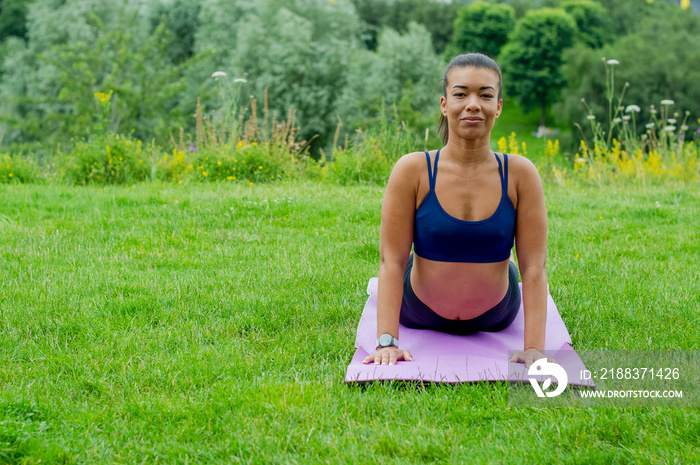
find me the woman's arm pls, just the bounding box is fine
[509,156,549,367]
[362,154,421,365]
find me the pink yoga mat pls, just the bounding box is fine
[345,278,589,384]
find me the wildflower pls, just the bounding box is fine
[661,99,674,105]
[227,176,234,180]
[202,171,208,176]
[606,59,620,65]
[575,158,586,163]
[667,119,677,124]
[625,105,641,113]
[586,115,596,120]
[679,134,685,141]
[8,173,12,177]
[236,141,244,150]
[650,109,657,115]
[212,71,227,78]
[613,118,622,123]
[681,125,688,131]
[94,90,113,103]
[258,166,263,170]
[645,123,655,129]
[234,78,247,84]
[622,115,631,121]
[188,144,196,152]
[663,126,676,131]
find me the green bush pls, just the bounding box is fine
[0,152,39,183]
[326,114,419,185]
[62,133,153,185]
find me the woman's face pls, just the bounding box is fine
[440,66,503,143]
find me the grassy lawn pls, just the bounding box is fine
[490,101,573,162]
[1,179,698,464]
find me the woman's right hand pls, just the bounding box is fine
[362,347,413,366]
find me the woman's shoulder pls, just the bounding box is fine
[385,151,432,194]
[391,151,431,176]
[501,153,540,181]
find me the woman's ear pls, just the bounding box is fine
[440,96,447,117]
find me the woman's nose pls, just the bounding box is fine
[464,94,480,111]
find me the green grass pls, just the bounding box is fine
[491,102,573,162]
[0,180,698,464]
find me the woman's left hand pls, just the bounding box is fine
[509,349,555,368]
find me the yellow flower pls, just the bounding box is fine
[8,173,12,177]
[217,161,222,166]
[202,171,208,177]
[681,0,689,9]
[236,141,244,150]
[226,176,234,180]
[93,89,113,103]
[258,166,263,170]
[248,181,253,186]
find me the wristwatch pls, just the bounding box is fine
[376,333,399,349]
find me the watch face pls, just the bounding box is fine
[379,334,393,346]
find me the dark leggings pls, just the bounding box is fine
[399,254,521,335]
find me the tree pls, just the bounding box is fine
[561,0,613,49]
[0,0,187,145]
[445,1,516,60]
[556,4,700,140]
[499,7,577,127]
[147,0,202,65]
[334,22,444,138]
[0,0,32,42]
[350,0,459,54]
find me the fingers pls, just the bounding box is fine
[509,350,555,368]
[361,349,413,365]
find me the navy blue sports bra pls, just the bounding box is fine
[413,150,516,263]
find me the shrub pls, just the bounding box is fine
[0,152,39,183]
[62,132,154,185]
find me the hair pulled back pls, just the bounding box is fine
[437,53,502,145]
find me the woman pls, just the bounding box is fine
[362,53,548,368]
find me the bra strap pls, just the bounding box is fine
[425,150,440,191]
[503,153,509,192]
[494,152,505,191]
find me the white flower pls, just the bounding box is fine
[575,158,586,163]
[586,115,596,120]
[645,123,655,129]
[625,105,641,113]
[663,125,676,131]
[650,109,657,115]
[681,125,689,131]
[606,59,620,65]
[661,99,675,105]
[613,118,622,123]
[622,115,631,121]
[667,118,677,124]
[234,78,247,83]
[211,71,227,78]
